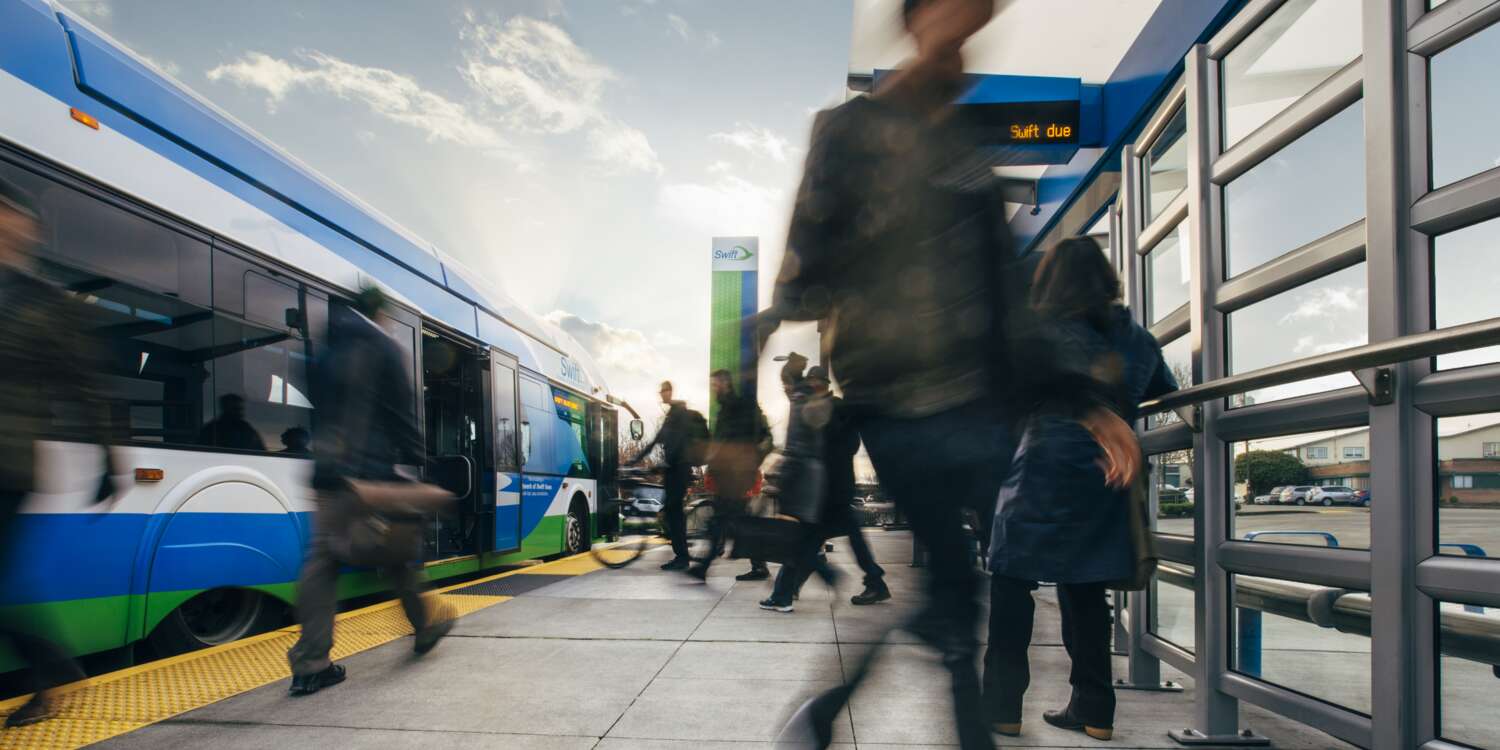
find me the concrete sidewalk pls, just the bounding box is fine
[96,531,1347,749]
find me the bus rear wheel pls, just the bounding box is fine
[565,498,590,554]
[148,588,278,657]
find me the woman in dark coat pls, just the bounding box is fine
[983,238,1177,741]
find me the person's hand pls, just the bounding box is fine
[1080,408,1140,489]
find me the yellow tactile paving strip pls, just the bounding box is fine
[0,551,600,749]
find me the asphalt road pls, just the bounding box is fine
[1156,505,1500,554]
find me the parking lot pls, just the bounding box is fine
[1155,505,1500,554]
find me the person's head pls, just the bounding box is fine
[710,369,735,400]
[0,177,41,271]
[805,366,830,397]
[902,0,996,78]
[658,380,674,405]
[281,427,310,452]
[1030,236,1122,327]
[353,284,388,320]
[219,393,247,418]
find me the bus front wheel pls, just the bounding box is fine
[148,588,280,657]
[565,497,590,554]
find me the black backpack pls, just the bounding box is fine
[682,409,711,466]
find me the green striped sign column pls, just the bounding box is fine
[709,236,758,427]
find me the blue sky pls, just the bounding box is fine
[62,0,853,423]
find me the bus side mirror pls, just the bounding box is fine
[629,419,644,442]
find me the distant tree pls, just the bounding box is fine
[1234,450,1310,498]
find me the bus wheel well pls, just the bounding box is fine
[146,587,286,658]
[566,494,591,553]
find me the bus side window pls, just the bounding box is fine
[0,159,217,446]
[204,270,313,453]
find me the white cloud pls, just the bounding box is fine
[136,52,181,78]
[1278,286,1365,324]
[207,51,515,160]
[461,14,661,174]
[710,123,795,163]
[65,0,110,21]
[665,12,722,50]
[657,175,785,237]
[588,119,663,176]
[545,310,706,418]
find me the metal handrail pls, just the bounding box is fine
[1139,315,1500,414]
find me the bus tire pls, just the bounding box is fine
[565,496,590,554]
[147,588,281,657]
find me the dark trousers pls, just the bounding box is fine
[0,490,85,697]
[830,513,885,584]
[985,575,1116,727]
[858,404,1015,750]
[770,526,835,604]
[662,465,690,560]
[288,490,430,676]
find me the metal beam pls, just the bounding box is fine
[1213,221,1366,314]
[1407,0,1500,55]
[1411,165,1500,236]
[1217,541,1372,591]
[1219,672,1373,748]
[1211,58,1364,186]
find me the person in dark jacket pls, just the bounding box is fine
[687,369,771,581]
[286,287,453,696]
[199,393,267,451]
[762,366,889,612]
[0,177,118,728]
[983,237,1177,741]
[757,2,1141,746]
[633,381,694,569]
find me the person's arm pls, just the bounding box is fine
[757,110,851,353]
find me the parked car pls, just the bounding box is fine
[1280,485,1318,506]
[1353,489,1371,507]
[1254,486,1289,505]
[1306,485,1357,506]
[626,488,665,516]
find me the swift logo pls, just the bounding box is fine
[713,245,755,261]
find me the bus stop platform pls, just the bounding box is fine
[11,531,1345,749]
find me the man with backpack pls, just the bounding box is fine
[687,369,774,581]
[632,380,706,570]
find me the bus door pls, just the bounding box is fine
[588,401,619,536]
[490,351,522,553]
[421,330,486,559]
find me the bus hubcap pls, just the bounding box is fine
[567,514,584,552]
[181,589,262,646]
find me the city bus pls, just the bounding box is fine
[0,0,640,670]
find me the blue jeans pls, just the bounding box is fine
[857,402,1015,749]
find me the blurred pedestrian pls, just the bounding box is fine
[983,238,1175,740]
[0,177,118,727]
[761,1,1141,746]
[286,286,453,696]
[632,380,699,570]
[688,369,772,581]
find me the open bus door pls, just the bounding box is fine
[490,351,523,552]
[420,330,487,559]
[589,400,619,538]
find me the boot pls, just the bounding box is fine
[850,579,891,605]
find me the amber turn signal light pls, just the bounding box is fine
[134,468,164,482]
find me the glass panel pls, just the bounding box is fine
[1223,100,1365,277]
[1144,106,1188,222]
[1435,212,1500,372]
[1431,18,1500,187]
[1435,414,1500,559]
[1228,263,1367,406]
[493,362,520,473]
[208,315,311,453]
[1145,222,1191,325]
[1231,428,1370,549]
[1438,599,1500,746]
[1148,335,1193,430]
[1220,0,1362,147]
[1231,575,1371,715]
[1153,448,1196,539]
[1152,562,1197,653]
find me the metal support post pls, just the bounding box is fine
[1168,43,1267,747]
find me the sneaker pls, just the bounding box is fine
[414,605,455,655]
[660,557,690,571]
[1043,708,1112,741]
[759,597,794,613]
[288,664,347,696]
[736,567,771,581]
[851,581,891,606]
[684,564,709,581]
[4,694,55,728]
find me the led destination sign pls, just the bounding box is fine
[967,99,1082,146]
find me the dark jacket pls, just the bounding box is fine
[769,96,1114,422]
[709,391,768,500]
[310,306,423,490]
[641,400,692,470]
[0,268,111,497]
[988,306,1177,584]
